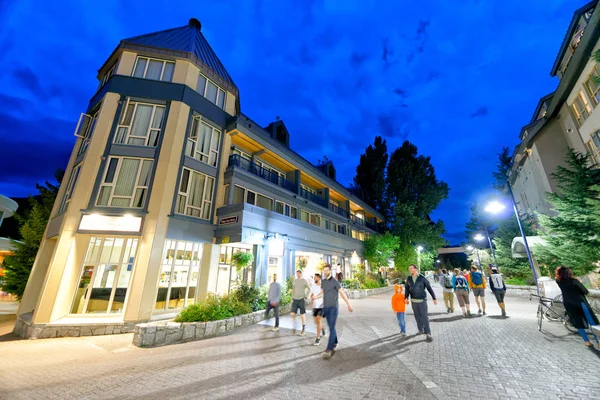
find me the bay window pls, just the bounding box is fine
[58,164,82,214]
[185,117,220,167]
[97,157,153,208]
[114,101,166,147]
[586,131,600,165]
[133,56,175,82]
[196,73,226,109]
[572,91,592,126]
[176,168,214,220]
[232,185,273,211]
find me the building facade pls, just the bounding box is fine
[0,194,19,300]
[14,19,383,338]
[509,1,600,217]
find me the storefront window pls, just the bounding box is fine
[155,240,202,311]
[215,245,253,295]
[70,237,138,314]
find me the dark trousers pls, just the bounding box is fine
[411,301,431,335]
[323,306,339,351]
[265,302,279,327]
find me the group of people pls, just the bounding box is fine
[265,264,353,359]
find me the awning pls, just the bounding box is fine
[511,236,545,258]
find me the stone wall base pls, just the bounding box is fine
[346,285,394,299]
[12,312,136,339]
[133,304,292,348]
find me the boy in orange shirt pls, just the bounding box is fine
[391,284,406,335]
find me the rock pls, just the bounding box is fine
[155,327,167,345]
[141,332,155,347]
[195,322,206,339]
[182,324,196,342]
[204,321,217,337]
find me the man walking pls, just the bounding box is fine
[265,273,281,331]
[468,265,487,315]
[440,268,455,313]
[309,273,327,345]
[405,264,437,342]
[489,267,507,317]
[291,270,311,336]
[311,264,353,359]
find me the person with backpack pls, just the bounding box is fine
[440,269,455,313]
[468,265,487,315]
[488,267,507,317]
[452,268,471,317]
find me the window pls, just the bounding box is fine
[74,110,99,156]
[231,186,273,211]
[572,91,592,126]
[58,164,82,214]
[323,219,330,230]
[301,184,317,195]
[256,160,285,184]
[185,117,220,167]
[196,73,226,109]
[338,224,348,236]
[216,246,253,294]
[275,201,297,218]
[232,148,251,160]
[114,101,165,147]
[310,213,321,227]
[300,210,309,223]
[330,221,337,232]
[70,237,138,314]
[256,193,273,210]
[584,66,600,106]
[100,63,117,87]
[222,184,229,206]
[176,168,215,220]
[155,240,202,311]
[133,56,175,82]
[520,192,531,214]
[587,131,600,165]
[352,230,365,241]
[330,200,339,207]
[97,157,153,208]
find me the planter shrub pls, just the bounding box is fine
[175,294,252,323]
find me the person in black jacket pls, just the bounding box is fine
[404,264,437,341]
[555,266,599,347]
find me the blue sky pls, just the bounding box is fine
[0,0,584,243]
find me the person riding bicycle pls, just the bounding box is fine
[555,266,599,347]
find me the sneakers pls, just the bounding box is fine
[447,308,451,313]
[483,311,487,316]
[426,334,433,342]
[292,329,297,335]
[333,343,339,351]
[299,330,306,336]
[463,312,468,317]
[502,310,507,317]
[478,309,482,314]
[451,308,455,313]
[272,326,279,332]
[314,338,321,346]
[322,350,335,359]
[467,310,472,317]
[322,328,327,336]
[401,332,406,336]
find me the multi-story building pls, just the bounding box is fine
[0,194,19,300]
[14,19,383,338]
[509,1,600,217]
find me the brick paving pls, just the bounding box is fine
[1,288,600,399]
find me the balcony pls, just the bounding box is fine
[299,187,328,208]
[329,202,349,218]
[228,154,296,192]
[350,214,365,226]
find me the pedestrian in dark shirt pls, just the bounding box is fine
[405,264,437,342]
[311,264,353,359]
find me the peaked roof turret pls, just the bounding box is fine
[116,18,237,95]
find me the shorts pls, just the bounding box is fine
[493,290,506,303]
[455,289,470,307]
[312,308,323,317]
[291,298,306,314]
[473,288,485,297]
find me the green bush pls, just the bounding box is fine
[174,293,252,323]
[363,279,381,289]
[233,283,261,311]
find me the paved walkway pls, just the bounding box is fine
[1,288,600,399]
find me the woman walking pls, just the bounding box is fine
[555,266,599,347]
[453,268,471,317]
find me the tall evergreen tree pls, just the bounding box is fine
[492,146,512,191]
[353,136,388,215]
[1,170,63,298]
[536,149,600,276]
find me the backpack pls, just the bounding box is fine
[443,274,453,289]
[490,274,504,290]
[455,276,468,289]
[471,271,483,286]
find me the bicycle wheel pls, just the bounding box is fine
[546,296,566,322]
[544,307,562,321]
[537,302,543,331]
[564,317,578,333]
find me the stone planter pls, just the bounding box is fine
[345,285,394,299]
[133,303,292,348]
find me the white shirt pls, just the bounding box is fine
[311,283,323,308]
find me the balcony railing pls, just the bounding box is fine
[299,187,328,208]
[329,203,349,218]
[350,214,365,226]
[228,154,296,192]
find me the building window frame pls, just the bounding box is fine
[300,210,309,223]
[185,117,221,167]
[176,168,215,220]
[232,185,274,211]
[572,90,593,126]
[587,130,600,166]
[96,156,154,208]
[132,56,175,82]
[58,164,82,215]
[301,184,317,196]
[114,100,166,147]
[275,200,297,218]
[75,109,100,156]
[100,62,118,88]
[196,72,226,109]
[584,65,600,106]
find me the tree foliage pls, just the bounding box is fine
[492,146,512,191]
[1,170,63,299]
[353,136,388,215]
[363,232,399,271]
[535,149,600,276]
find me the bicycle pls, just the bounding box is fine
[552,294,600,336]
[530,293,566,332]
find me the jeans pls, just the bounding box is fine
[323,306,339,351]
[265,302,279,327]
[396,312,406,333]
[580,302,599,344]
[411,301,431,335]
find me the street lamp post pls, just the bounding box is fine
[417,246,423,268]
[484,185,539,284]
[466,245,481,268]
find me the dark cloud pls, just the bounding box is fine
[470,106,489,119]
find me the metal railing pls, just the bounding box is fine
[329,202,349,218]
[299,187,328,207]
[228,154,296,192]
[350,214,365,226]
